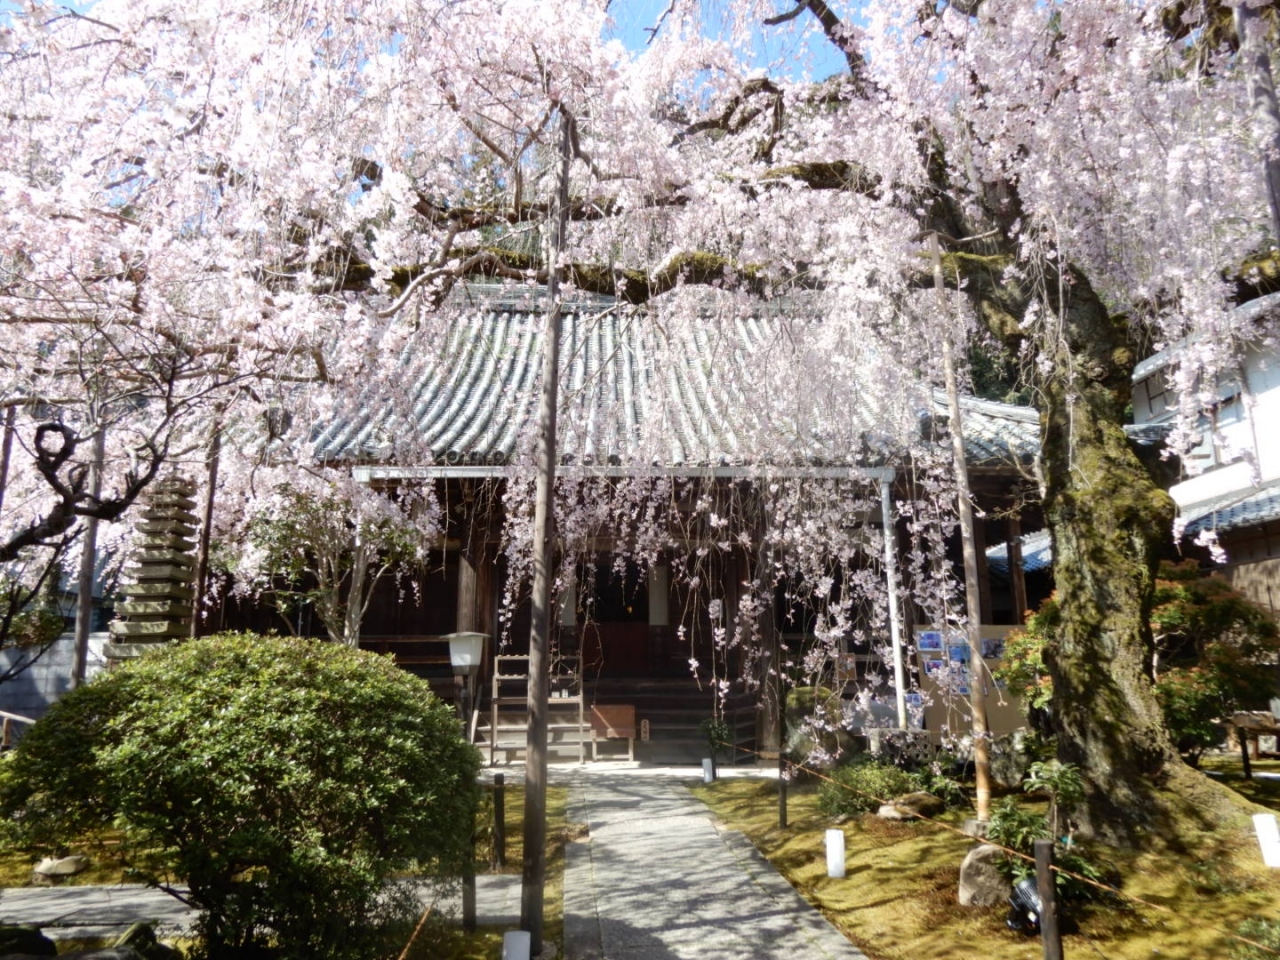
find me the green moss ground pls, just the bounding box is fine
[692,769,1280,960]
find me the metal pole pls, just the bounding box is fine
[880,474,908,730]
[72,427,106,688]
[932,233,992,823]
[1034,839,1063,960]
[520,112,573,956]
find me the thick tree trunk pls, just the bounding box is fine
[1036,271,1248,842]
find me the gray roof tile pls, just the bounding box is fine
[318,302,1040,473]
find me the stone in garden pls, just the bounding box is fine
[877,791,946,820]
[32,854,89,877]
[114,922,180,960]
[959,843,1012,906]
[0,924,57,957]
[989,730,1033,791]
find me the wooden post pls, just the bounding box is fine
[1240,724,1254,781]
[973,514,992,625]
[933,233,992,823]
[756,546,782,759]
[520,112,572,957]
[1008,518,1028,625]
[458,547,479,634]
[462,829,477,933]
[881,475,908,729]
[494,773,506,869]
[1034,839,1062,960]
[778,755,788,829]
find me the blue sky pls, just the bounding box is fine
[607,0,855,80]
[0,0,856,81]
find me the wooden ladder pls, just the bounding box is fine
[488,654,586,765]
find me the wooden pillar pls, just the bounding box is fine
[973,513,992,626]
[723,551,740,678]
[758,594,782,759]
[648,562,670,675]
[457,549,479,634]
[752,545,781,760]
[1008,518,1028,625]
[476,543,497,639]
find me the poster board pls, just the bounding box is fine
[915,625,1025,744]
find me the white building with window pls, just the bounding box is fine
[1130,293,1280,616]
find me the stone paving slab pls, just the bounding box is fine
[0,884,194,942]
[0,875,524,943]
[564,770,868,960]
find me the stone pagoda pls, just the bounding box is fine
[105,476,198,659]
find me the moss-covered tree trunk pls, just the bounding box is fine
[1034,271,1248,842]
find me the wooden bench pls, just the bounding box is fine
[590,704,636,762]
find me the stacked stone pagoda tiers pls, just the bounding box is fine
[105,476,198,660]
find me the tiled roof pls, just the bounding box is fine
[1131,291,1280,383]
[316,298,1040,474]
[985,530,1053,576]
[1182,479,1280,537]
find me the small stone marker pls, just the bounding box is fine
[502,930,531,960]
[1254,813,1280,867]
[825,829,846,878]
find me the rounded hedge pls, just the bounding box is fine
[1,632,480,960]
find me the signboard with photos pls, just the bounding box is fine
[913,625,1025,742]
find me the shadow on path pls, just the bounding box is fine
[563,769,868,960]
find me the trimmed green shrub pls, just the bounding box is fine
[1,632,480,960]
[817,759,924,817]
